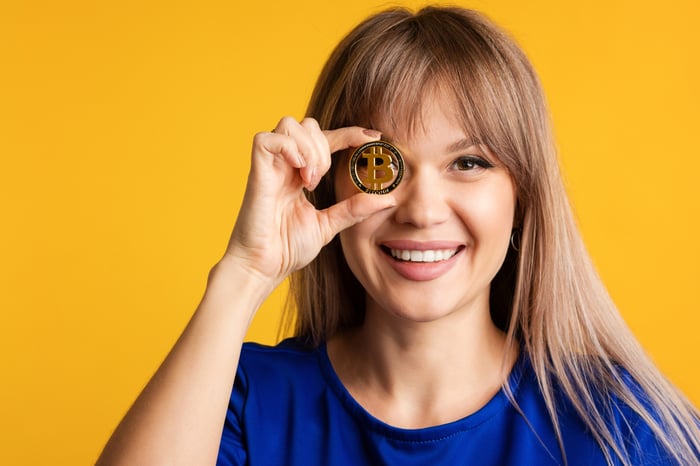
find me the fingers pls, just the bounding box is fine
[262,117,329,190]
[319,193,396,244]
[292,119,380,190]
[298,118,330,190]
[325,126,382,154]
[252,130,307,171]
[261,118,381,191]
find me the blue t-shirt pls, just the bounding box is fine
[217,339,673,465]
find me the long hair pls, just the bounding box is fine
[286,6,699,465]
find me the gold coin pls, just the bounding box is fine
[348,141,404,194]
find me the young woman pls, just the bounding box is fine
[97,6,699,465]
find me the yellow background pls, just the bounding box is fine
[1,0,698,463]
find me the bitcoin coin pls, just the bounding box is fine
[348,141,404,194]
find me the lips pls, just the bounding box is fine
[380,240,464,281]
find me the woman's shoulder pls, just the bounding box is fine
[241,337,318,359]
[607,367,680,462]
[546,359,685,464]
[236,337,324,386]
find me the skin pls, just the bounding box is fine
[96,100,518,462]
[329,96,519,428]
[96,120,394,465]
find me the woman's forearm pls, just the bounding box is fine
[96,258,273,465]
[96,123,389,465]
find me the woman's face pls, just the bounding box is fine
[335,96,517,323]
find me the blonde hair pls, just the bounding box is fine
[287,6,699,465]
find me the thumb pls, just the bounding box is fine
[319,193,396,243]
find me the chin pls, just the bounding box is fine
[368,291,475,325]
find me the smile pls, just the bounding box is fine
[388,248,458,263]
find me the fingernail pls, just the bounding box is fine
[363,129,381,138]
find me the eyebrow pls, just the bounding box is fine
[445,138,481,154]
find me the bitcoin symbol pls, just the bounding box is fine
[362,146,395,190]
[349,141,404,195]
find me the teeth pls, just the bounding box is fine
[389,248,457,263]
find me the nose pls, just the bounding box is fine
[392,168,450,228]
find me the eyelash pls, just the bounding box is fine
[452,156,494,171]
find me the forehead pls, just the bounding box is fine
[368,86,466,141]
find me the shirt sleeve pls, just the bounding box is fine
[216,365,248,466]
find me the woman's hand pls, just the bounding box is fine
[96,118,396,466]
[222,117,395,286]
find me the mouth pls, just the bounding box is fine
[384,247,460,263]
[378,242,464,281]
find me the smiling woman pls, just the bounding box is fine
[334,96,516,321]
[95,5,699,466]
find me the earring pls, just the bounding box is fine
[510,229,521,252]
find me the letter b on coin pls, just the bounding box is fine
[349,141,404,195]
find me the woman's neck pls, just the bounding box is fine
[327,299,518,429]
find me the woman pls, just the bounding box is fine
[97,6,699,465]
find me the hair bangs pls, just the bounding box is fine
[333,15,439,136]
[321,7,537,193]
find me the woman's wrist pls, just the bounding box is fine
[202,254,279,321]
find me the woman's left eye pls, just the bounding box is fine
[452,156,493,171]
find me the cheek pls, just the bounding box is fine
[338,213,378,256]
[337,203,387,285]
[457,181,516,238]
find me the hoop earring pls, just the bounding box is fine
[510,229,521,252]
